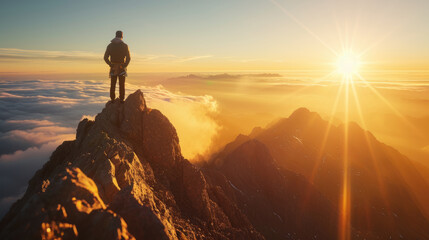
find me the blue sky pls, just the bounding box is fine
[1,0,429,72]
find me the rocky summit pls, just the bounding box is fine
[1,90,428,240]
[0,90,262,239]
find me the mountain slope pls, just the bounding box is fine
[212,107,429,239]
[203,139,339,240]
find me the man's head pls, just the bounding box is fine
[116,30,123,39]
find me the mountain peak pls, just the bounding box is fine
[288,107,315,121]
[0,90,263,240]
[290,107,311,116]
[124,89,147,111]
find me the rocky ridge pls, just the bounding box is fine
[0,90,264,239]
[210,107,429,239]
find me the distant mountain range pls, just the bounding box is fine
[210,107,429,239]
[1,90,428,239]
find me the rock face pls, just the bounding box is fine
[0,90,268,240]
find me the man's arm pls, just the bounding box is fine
[104,45,112,66]
[124,45,131,67]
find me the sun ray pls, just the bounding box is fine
[350,78,401,233]
[350,80,394,216]
[358,26,401,58]
[309,78,346,183]
[334,14,346,54]
[350,15,361,53]
[355,73,425,139]
[356,73,405,118]
[269,0,339,56]
[338,75,351,240]
[266,1,419,237]
[297,77,346,226]
[273,70,338,105]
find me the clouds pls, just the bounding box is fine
[0,48,213,64]
[0,141,61,217]
[0,129,74,158]
[125,84,220,158]
[0,48,100,62]
[0,79,111,216]
[2,126,75,147]
[175,55,213,63]
[146,87,220,158]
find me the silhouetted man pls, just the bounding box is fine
[104,30,131,103]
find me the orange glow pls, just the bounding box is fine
[338,74,351,240]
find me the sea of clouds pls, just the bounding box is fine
[0,79,219,217]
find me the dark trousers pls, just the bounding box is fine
[110,75,125,101]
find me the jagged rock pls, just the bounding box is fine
[0,90,261,240]
[0,167,133,240]
[140,109,181,169]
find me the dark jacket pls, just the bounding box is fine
[104,38,131,67]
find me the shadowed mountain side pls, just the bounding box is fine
[0,90,263,240]
[203,139,339,240]
[211,107,429,239]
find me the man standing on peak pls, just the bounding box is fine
[104,30,131,103]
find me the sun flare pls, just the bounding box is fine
[336,51,361,78]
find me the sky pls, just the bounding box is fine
[0,0,429,219]
[1,0,429,73]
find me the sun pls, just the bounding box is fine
[336,51,361,78]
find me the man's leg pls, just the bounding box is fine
[119,76,125,101]
[110,76,117,101]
